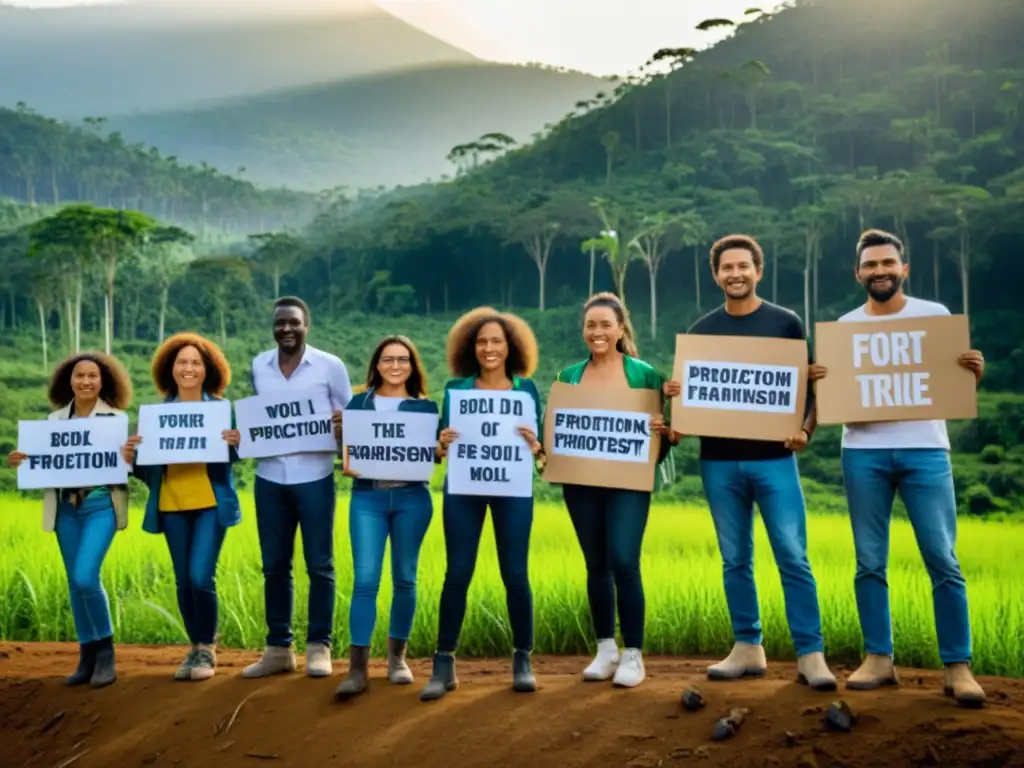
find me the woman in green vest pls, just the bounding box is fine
[553,292,679,689]
[419,307,545,702]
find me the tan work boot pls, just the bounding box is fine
[944,663,986,708]
[241,645,297,679]
[306,642,333,677]
[334,645,370,700]
[845,653,898,690]
[387,638,414,685]
[706,642,767,681]
[796,651,837,691]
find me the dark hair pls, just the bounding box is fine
[855,229,904,266]
[47,351,133,411]
[366,335,429,398]
[445,306,539,379]
[274,295,310,325]
[151,332,232,398]
[710,234,765,273]
[582,291,639,357]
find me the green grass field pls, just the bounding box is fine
[1,492,1021,678]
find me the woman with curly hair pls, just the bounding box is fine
[7,351,134,688]
[333,335,438,700]
[419,307,545,702]
[553,292,679,689]
[120,333,241,682]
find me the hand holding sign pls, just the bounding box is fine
[223,429,241,447]
[516,425,541,455]
[7,451,27,468]
[437,427,458,457]
[958,350,984,382]
[121,434,143,464]
[808,364,827,382]
[332,409,342,440]
[783,429,809,453]
[663,379,682,398]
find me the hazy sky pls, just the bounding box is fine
[8,0,787,76]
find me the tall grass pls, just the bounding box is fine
[1,492,1021,677]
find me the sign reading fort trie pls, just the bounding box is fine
[670,333,808,441]
[813,314,978,425]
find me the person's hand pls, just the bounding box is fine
[332,409,343,440]
[958,350,984,382]
[808,364,828,382]
[517,426,542,455]
[650,414,672,436]
[340,450,360,478]
[784,429,810,453]
[438,428,458,449]
[668,429,684,445]
[222,429,241,447]
[6,450,27,468]
[663,380,681,398]
[121,434,143,464]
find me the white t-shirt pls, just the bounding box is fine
[373,396,405,412]
[838,296,952,451]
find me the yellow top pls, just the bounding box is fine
[159,464,217,513]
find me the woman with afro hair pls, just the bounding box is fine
[7,351,135,688]
[120,332,241,682]
[553,292,679,689]
[419,307,545,702]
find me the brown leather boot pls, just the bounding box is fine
[334,645,370,700]
[944,663,986,708]
[845,654,898,690]
[387,638,414,685]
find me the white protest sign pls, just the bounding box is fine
[446,389,537,498]
[682,360,798,414]
[342,408,439,482]
[16,415,130,490]
[234,388,337,460]
[550,408,651,463]
[135,400,232,466]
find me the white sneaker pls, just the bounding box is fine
[306,642,333,678]
[582,638,620,681]
[612,648,645,688]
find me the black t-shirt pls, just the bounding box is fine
[686,301,814,462]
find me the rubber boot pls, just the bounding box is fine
[334,645,370,700]
[64,641,96,686]
[90,637,117,688]
[419,653,458,702]
[512,649,536,692]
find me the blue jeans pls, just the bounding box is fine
[348,484,433,647]
[55,493,116,644]
[254,474,337,648]
[700,456,825,656]
[841,448,971,664]
[162,508,227,646]
[563,484,650,649]
[436,492,534,653]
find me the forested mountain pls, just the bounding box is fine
[105,63,609,190]
[0,0,476,117]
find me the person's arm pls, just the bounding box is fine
[330,357,354,411]
[435,382,452,463]
[793,314,816,440]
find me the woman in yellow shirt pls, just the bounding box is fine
[121,333,240,682]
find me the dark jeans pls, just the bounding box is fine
[55,493,116,644]
[348,484,433,647]
[162,507,227,646]
[699,456,825,656]
[436,492,534,653]
[562,484,651,649]
[841,448,971,664]
[254,474,337,648]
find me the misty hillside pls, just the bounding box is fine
[105,63,610,190]
[0,0,476,117]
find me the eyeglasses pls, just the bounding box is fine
[379,356,411,366]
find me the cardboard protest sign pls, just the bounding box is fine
[342,407,439,482]
[541,382,662,491]
[813,313,977,424]
[670,333,808,441]
[135,399,232,466]
[16,415,130,490]
[446,389,537,498]
[234,389,338,459]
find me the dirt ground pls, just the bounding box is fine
[1,643,1022,768]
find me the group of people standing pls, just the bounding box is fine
[6,227,988,710]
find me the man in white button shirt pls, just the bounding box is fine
[241,296,353,679]
[811,229,987,708]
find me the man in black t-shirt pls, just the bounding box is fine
[666,234,835,691]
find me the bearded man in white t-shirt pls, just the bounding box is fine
[810,229,987,708]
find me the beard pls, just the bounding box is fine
[864,274,902,302]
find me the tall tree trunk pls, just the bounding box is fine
[159,286,169,341]
[37,299,48,371]
[648,266,658,340]
[588,247,595,296]
[693,245,702,312]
